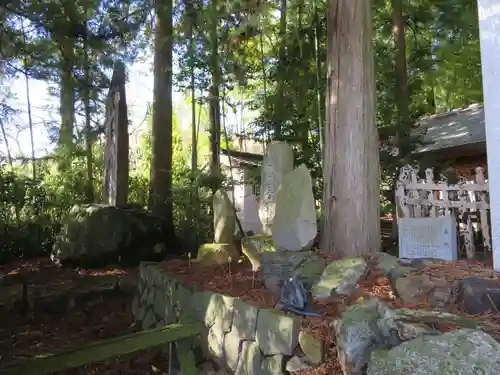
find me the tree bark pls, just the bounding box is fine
[209,0,221,190]
[391,0,410,238]
[321,0,381,256]
[83,23,94,202]
[275,0,287,138]
[313,0,324,168]
[58,36,75,148]
[391,0,411,159]
[149,0,174,226]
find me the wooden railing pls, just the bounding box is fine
[1,322,204,375]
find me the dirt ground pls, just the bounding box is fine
[2,254,500,375]
[0,258,171,375]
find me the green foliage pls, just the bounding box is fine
[0,0,487,260]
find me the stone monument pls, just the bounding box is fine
[398,216,458,261]
[232,183,262,235]
[258,141,294,235]
[272,164,317,251]
[213,189,236,244]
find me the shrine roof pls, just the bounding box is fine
[220,148,263,167]
[415,103,485,153]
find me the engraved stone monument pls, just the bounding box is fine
[258,141,294,235]
[272,164,317,251]
[398,216,458,261]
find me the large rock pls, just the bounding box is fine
[272,164,317,251]
[260,251,327,287]
[51,204,169,267]
[299,330,324,365]
[311,257,367,300]
[195,243,239,266]
[235,340,262,375]
[456,276,500,315]
[213,189,236,244]
[334,298,432,375]
[256,308,301,356]
[259,141,294,235]
[391,273,454,308]
[367,329,500,375]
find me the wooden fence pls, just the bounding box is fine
[1,322,204,375]
[395,165,491,259]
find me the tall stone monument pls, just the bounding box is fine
[272,164,317,251]
[258,141,294,234]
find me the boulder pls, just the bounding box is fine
[51,204,170,267]
[259,141,294,235]
[456,276,500,314]
[213,189,236,244]
[260,251,326,287]
[334,298,432,375]
[299,330,324,365]
[272,164,317,251]
[194,243,239,266]
[391,273,455,308]
[367,329,500,375]
[311,257,367,300]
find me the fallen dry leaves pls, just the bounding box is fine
[164,253,500,375]
[0,259,169,375]
[2,254,500,375]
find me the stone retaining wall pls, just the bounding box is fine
[133,262,323,374]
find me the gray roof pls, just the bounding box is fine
[415,103,485,153]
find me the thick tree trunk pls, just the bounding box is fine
[321,0,381,256]
[313,0,324,168]
[392,0,410,159]
[275,0,287,138]
[83,28,94,202]
[209,0,221,189]
[391,0,410,238]
[59,57,75,147]
[149,0,174,226]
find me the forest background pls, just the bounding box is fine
[0,0,482,262]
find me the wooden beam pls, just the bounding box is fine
[1,323,204,375]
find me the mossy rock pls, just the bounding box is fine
[194,243,239,266]
[51,204,172,267]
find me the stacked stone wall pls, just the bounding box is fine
[133,262,323,374]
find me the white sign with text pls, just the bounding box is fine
[399,217,458,261]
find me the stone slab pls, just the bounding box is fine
[235,340,262,375]
[261,354,285,375]
[232,299,259,341]
[398,217,458,261]
[256,308,300,356]
[223,331,243,371]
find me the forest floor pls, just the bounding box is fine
[2,254,500,375]
[0,258,170,375]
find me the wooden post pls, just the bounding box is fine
[478,0,500,271]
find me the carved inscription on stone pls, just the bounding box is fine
[399,217,458,261]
